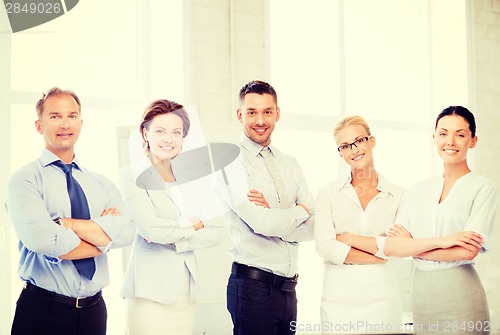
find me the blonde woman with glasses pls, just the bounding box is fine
[314,115,403,334]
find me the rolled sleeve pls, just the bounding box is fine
[92,215,134,248]
[328,240,352,265]
[96,176,135,248]
[220,160,311,237]
[173,227,198,253]
[314,185,351,265]
[174,217,197,250]
[282,214,314,242]
[465,180,498,252]
[53,227,81,258]
[96,240,113,254]
[6,167,81,257]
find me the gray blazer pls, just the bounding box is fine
[118,159,221,304]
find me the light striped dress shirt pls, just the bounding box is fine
[315,172,404,265]
[215,135,314,278]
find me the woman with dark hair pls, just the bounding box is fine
[383,106,498,334]
[118,99,221,335]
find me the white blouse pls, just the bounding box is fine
[315,173,405,265]
[396,172,498,271]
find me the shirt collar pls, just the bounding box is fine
[335,170,399,196]
[376,174,400,196]
[239,134,276,157]
[335,171,353,191]
[39,148,82,171]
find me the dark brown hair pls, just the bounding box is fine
[435,106,476,137]
[139,99,190,141]
[239,80,278,105]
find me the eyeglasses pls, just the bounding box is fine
[337,135,372,152]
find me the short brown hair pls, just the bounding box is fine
[239,80,278,106]
[139,99,190,141]
[36,87,81,118]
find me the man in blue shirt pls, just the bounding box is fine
[5,87,135,335]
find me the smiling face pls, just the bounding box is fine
[35,94,82,162]
[334,124,375,169]
[143,113,184,163]
[237,93,280,147]
[434,114,477,166]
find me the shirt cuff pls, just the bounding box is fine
[173,225,197,253]
[293,205,310,224]
[96,240,113,254]
[54,228,81,257]
[178,217,192,228]
[330,240,351,265]
[44,256,61,264]
[374,236,388,260]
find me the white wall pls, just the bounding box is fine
[469,0,500,326]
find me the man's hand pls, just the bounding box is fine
[247,189,270,208]
[59,207,120,230]
[101,207,120,216]
[191,218,204,231]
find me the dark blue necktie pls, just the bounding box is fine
[53,161,96,280]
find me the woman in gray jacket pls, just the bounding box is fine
[119,99,221,335]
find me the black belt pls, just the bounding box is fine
[231,262,298,292]
[24,282,102,309]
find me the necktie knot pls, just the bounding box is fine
[260,147,271,158]
[52,160,74,175]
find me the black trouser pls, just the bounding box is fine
[227,264,298,335]
[11,283,107,335]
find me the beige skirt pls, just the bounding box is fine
[125,265,196,335]
[413,264,490,335]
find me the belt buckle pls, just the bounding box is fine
[76,297,83,309]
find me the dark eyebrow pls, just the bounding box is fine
[339,134,367,145]
[153,126,182,131]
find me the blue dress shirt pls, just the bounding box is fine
[5,149,134,298]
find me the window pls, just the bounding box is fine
[269,0,469,329]
[2,1,185,334]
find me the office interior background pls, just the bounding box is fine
[1,0,500,334]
